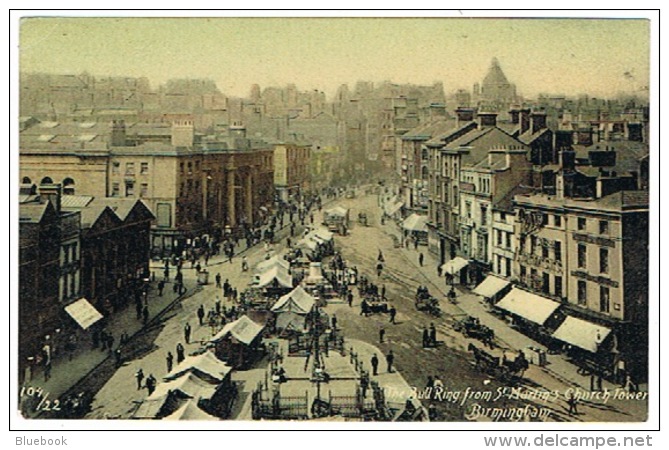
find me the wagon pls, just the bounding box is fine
[454,315,495,347]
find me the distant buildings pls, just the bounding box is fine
[473,58,519,112]
[272,141,312,202]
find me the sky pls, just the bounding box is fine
[19,15,650,100]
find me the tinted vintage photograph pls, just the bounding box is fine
[14,15,652,426]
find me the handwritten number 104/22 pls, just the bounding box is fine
[20,386,61,411]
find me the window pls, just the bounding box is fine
[500,212,507,223]
[577,244,587,268]
[140,162,149,174]
[111,182,120,197]
[542,272,550,294]
[496,230,502,246]
[599,220,609,235]
[453,186,458,205]
[125,162,135,175]
[62,177,75,195]
[71,243,78,262]
[41,177,53,184]
[554,241,562,262]
[555,275,563,298]
[63,245,69,264]
[530,236,537,254]
[465,202,472,218]
[554,214,562,227]
[140,183,148,198]
[22,176,31,184]
[541,213,548,226]
[577,280,587,305]
[180,162,184,173]
[125,180,135,197]
[577,217,586,231]
[112,162,120,175]
[599,248,609,274]
[520,265,526,280]
[481,206,488,226]
[505,258,511,278]
[600,286,610,313]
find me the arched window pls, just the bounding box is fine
[63,178,75,195]
[40,177,53,185]
[421,166,429,180]
[22,176,31,184]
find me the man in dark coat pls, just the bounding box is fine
[371,354,379,376]
[166,351,174,373]
[176,343,185,363]
[386,350,394,373]
[422,327,430,348]
[135,368,144,390]
[184,322,192,344]
[197,305,205,326]
[389,306,397,324]
[429,323,437,347]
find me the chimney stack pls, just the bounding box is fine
[509,108,520,124]
[530,111,547,134]
[38,183,62,213]
[519,108,531,134]
[171,120,194,147]
[110,120,126,147]
[478,112,498,128]
[455,107,475,125]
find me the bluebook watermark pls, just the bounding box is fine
[16,436,68,446]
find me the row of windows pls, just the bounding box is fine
[23,177,75,194]
[577,244,609,273]
[111,181,148,198]
[62,243,78,264]
[578,281,612,313]
[495,229,513,250]
[519,265,563,298]
[577,217,609,234]
[112,161,150,175]
[520,236,563,262]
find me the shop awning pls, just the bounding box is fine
[64,298,103,330]
[384,201,404,216]
[402,213,428,232]
[440,257,469,275]
[473,275,511,299]
[495,288,561,325]
[551,316,612,353]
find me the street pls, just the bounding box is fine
[51,189,647,422]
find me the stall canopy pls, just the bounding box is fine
[149,372,217,402]
[164,351,233,383]
[133,393,184,419]
[308,228,334,242]
[256,265,293,288]
[271,286,316,314]
[551,316,612,353]
[64,298,103,330]
[256,255,290,273]
[473,275,511,299]
[211,315,264,346]
[275,312,308,332]
[495,288,561,325]
[296,237,319,252]
[162,399,218,421]
[402,213,428,232]
[440,257,469,275]
[325,206,349,217]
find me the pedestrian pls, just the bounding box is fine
[242,256,248,272]
[286,237,292,248]
[166,351,174,373]
[173,282,179,294]
[419,253,424,267]
[437,265,443,277]
[331,315,337,330]
[389,306,397,324]
[197,305,205,326]
[386,350,394,373]
[184,322,192,344]
[215,297,221,315]
[567,392,578,415]
[376,262,384,277]
[163,267,169,281]
[195,262,201,273]
[347,290,353,307]
[135,368,144,390]
[371,353,379,376]
[422,327,430,348]
[215,273,222,288]
[378,250,384,262]
[414,237,419,250]
[146,374,157,395]
[114,348,122,367]
[142,305,149,325]
[379,326,386,343]
[158,280,165,297]
[176,343,185,363]
[381,284,386,299]
[433,375,444,394]
[429,323,437,346]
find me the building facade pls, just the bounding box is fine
[273,142,312,202]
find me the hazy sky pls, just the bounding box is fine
[19,16,650,99]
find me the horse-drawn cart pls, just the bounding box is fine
[453,315,495,347]
[468,344,529,383]
[414,287,442,317]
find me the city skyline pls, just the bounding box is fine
[19,17,650,100]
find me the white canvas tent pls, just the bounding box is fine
[255,265,293,288]
[271,286,316,314]
[211,315,264,345]
[149,372,217,402]
[256,255,290,273]
[162,399,218,421]
[164,351,232,383]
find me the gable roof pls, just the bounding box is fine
[271,286,316,314]
[211,315,264,345]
